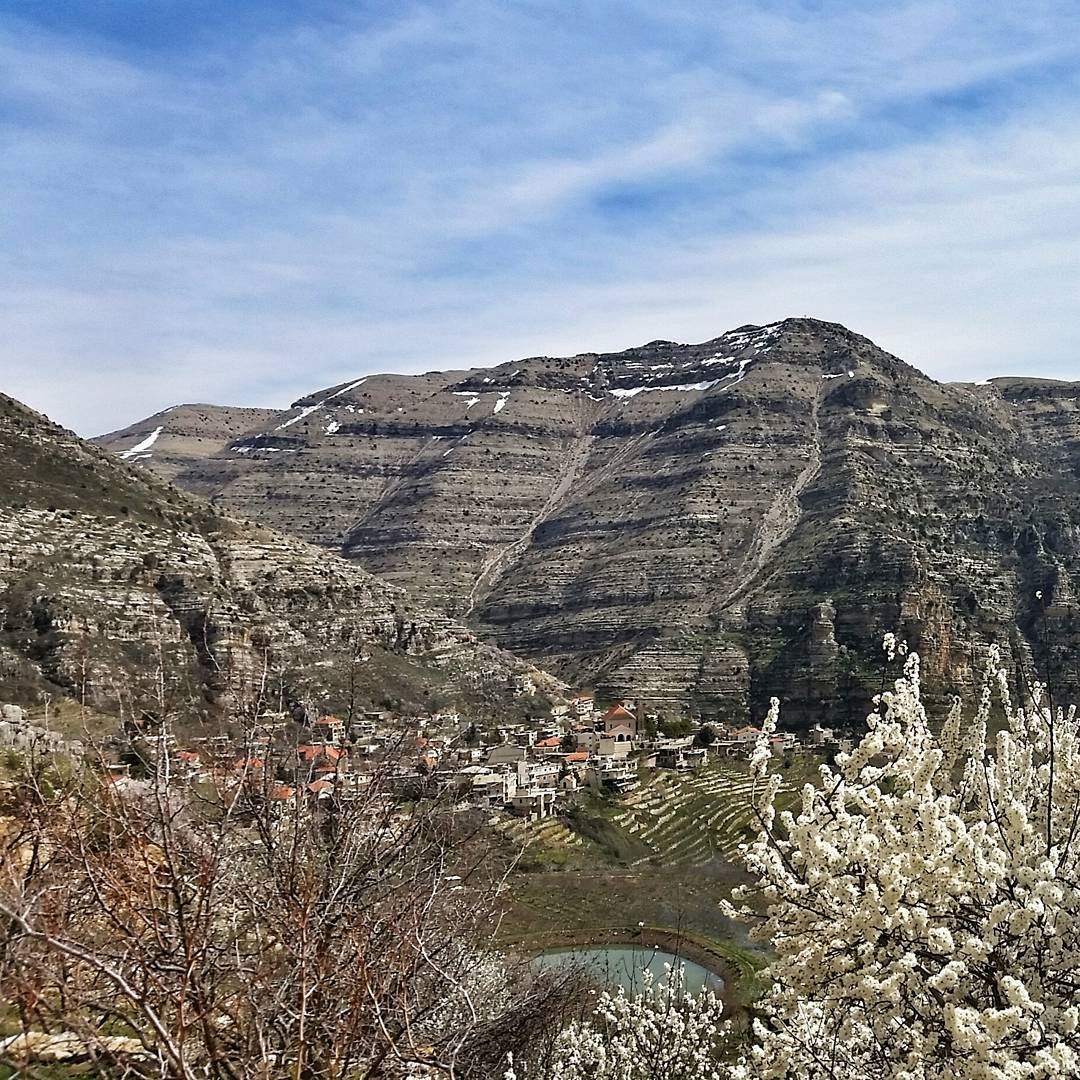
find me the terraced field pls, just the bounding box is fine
[499,761,818,972]
[610,761,798,864]
[494,814,584,852]
[491,758,814,869]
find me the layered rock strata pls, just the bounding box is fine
[1,394,555,732]
[98,320,1080,722]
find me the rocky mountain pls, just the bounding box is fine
[97,318,1080,724]
[0,394,557,736]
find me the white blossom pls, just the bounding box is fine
[526,967,728,1080]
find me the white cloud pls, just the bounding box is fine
[3,2,1080,434]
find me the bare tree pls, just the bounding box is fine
[0,738,579,1079]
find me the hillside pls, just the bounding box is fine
[97,318,1080,723]
[0,394,557,734]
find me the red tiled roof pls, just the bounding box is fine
[602,705,636,723]
[297,745,346,762]
[535,736,562,747]
[565,752,590,763]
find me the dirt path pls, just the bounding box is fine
[466,430,595,615]
[721,388,823,611]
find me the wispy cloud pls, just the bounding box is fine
[3,1,1080,434]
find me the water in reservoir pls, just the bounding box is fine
[534,945,723,995]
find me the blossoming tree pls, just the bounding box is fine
[733,639,1080,1079]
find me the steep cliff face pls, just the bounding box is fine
[97,319,1080,723]
[0,395,554,732]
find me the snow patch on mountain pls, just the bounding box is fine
[120,427,163,459]
[610,380,720,399]
[276,406,319,430]
[325,378,368,401]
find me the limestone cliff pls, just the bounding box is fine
[97,319,1080,723]
[0,394,554,733]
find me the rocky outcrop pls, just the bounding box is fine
[97,319,1080,723]
[0,703,81,756]
[0,395,556,732]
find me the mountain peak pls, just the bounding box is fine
[91,319,1080,719]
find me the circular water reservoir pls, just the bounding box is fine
[534,945,723,995]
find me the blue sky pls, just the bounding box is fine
[3,1,1080,435]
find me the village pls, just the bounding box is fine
[5,674,852,825]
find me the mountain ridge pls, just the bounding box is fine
[0,392,559,734]
[95,317,1080,722]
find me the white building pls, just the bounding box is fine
[462,767,517,807]
[510,787,557,818]
[587,755,639,792]
[570,695,595,722]
[517,758,559,788]
[312,715,346,744]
